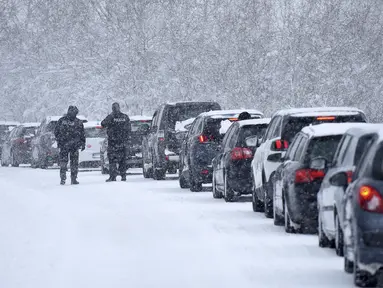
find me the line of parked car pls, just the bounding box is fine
[142,101,383,287]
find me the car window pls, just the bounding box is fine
[304,135,343,164]
[263,117,277,141]
[372,144,383,181]
[85,127,107,138]
[238,124,268,146]
[292,136,307,161]
[227,126,239,149]
[271,116,282,138]
[221,125,234,149]
[333,134,352,166]
[152,111,158,128]
[285,134,301,161]
[224,126,236,150]
[354,134,375,166]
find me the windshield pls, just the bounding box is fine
[305,135,343,163]
[85,127,107,138]
[240,124,268,145]
[282,114,366,143]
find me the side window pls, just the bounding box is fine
[285,134,301,160]
[335,135,352,166]
[227,125,239,149]
[221,125,234,149]
[354,134,375,166]
[293,136,307,161]
[224,126,236,150]
[152,111,158,128]
[271,116,282,138]
[372,144,383,181]
[263,117,277,141]
[190,118,201,136]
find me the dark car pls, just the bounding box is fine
[0,121,19,159]
[273,123,365,234]
[251,107,367,218]
[330,130,383,287]
[101,116,152,174]
[31,115,87,169]
[142,101,221,180]
[1,123,39,166]
[179,110,264,192]
[212,118,270,201]
[317,124,382,254]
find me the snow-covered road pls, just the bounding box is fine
[0,167,354,288]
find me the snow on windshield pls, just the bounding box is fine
[219,119,233,134]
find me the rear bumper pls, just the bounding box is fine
[357,230,383,274]
[79,150,101,163]
[227,161,253,194]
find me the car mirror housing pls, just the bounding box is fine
[330,172,348,187]
[310,157,327,170]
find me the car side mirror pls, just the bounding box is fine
[330,172,348,187]
[310,157,327,170]
[267,153,282,162]
[245,136,259,147]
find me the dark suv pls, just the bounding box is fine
[142,102,221,180]
[179,110,263,192]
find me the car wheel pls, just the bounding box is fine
[335,213,344,257]
[168,166,177,175]
[101,166,109,175]
[179,169,190,189]
[190,175,202,192]
[318,215,334,248]
[344,251,354,274]
[263,181,273,218]
[354,250,377,287]
[284,200,295,233]
[273,181,284,226]
[212,173,222,199]
[224,173,235,202]
[152,157,166,180]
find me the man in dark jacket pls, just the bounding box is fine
[238,111,252,121]
[54,106,86,185]
[101,102,131,182]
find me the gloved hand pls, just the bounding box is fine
[81,145,86,151]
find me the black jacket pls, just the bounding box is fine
[54,116,86,150]
[101,112,131,147]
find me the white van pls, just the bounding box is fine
[79,121,106,168]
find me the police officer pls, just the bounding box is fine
[101,103,131,182]
[54,106,86,185]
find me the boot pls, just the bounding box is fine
[106,177,116,182]
[71,178,79,185]
[121,175,126,181]
[60,179,65,185]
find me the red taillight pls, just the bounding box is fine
[87,144,92,148]
[201,169,209,175]
[295,169,325,183]
[316,116,335,121]
[346,171,353,184]
[273,139,288,150]
[198,135,214,143]
[165,155,169,161]
[358,186,383,213]
[159,137,165,142]
[230,147,253,160]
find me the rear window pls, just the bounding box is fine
[305,135,343,163]
[85,128,107,138]
[21,127,37,137]
[282,114,366,143]
[354,135,375,166]
[239,124,268,145]
[131,120,152,133]
[167,103,220,129]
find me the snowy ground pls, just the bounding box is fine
[0,167,354,288]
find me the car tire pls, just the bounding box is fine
[284,200,295,234]
[224,173,235,202]
[335,213,344,257]
[263,181,273,218]
[252,188,264,212]
[179,170,190,189]
[153,157,166,180]
[168,166,177,175]
[344,252,354,274]
[212,173,222,199]
[273,200,284,226]
[354,250,377,287]
[190,175,202,192]
[318,215,334,248]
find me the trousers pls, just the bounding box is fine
[59,148,79,180]
[108,146,127,178]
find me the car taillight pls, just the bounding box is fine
[87,144,92,148]
[346,171,353,184]
[358,186,383,213]
[230,147,253,160]
[198,135,214,143]
[272,139,288,151]
[316,116,335,121]
[295,169,325,183]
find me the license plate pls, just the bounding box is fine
[92,153,100,158]
[158,130,165,138]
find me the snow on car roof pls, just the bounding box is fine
[301,123,371,138]
[175,117,196,132]
[130,115,152,121]
[238,118,271,127]
[21,122,40,128]
[0,121,20,126]
[200,109,264,118]
[273,107,364,117]
[345,124,383,136]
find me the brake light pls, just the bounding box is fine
[346,171,353,184]
[198,135,215,143]
[96,126,103,129]
[230,147,253,160]
[201,169,209,175]
[316,116,335,121]
[273,139,288,150]
[358,186,383,213]
[229,118,238,121]
[165,155,169,161]
[87,144,92,148]
[159,138,165,142]
[295,169,325,183]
